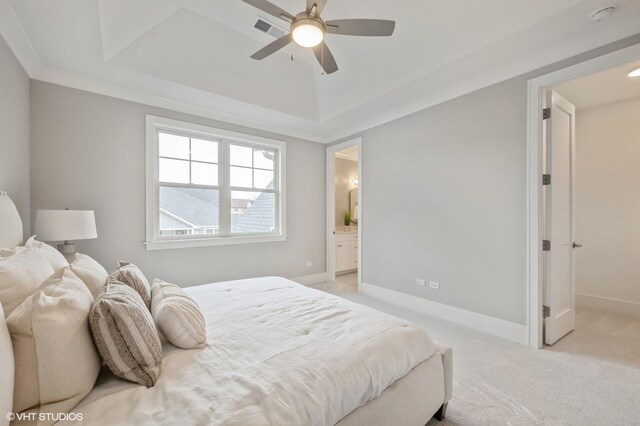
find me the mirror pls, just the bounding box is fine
[349,189,359,223]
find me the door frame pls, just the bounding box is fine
[326,137,363,289]
[526,43,640,348]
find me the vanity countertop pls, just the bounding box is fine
[335,228,358,235]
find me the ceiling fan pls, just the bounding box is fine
[242,0,395,74]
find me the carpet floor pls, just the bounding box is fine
[308,280,640,426]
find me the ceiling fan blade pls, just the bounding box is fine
[307,0,328,15]
[325,19,395,36]
[312,41,338,74]
[250,33,292,60]
[241,0,294,22]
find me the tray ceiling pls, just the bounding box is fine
[4,0,640,142]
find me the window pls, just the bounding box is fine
[146,115,286,249]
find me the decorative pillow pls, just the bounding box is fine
[151,279,207,349]
[111,261,151,309]
[6,268,101,417]
[89,280,162,387]
[25,236,68,271]
[69,253,108,298]
[0,247,55,316]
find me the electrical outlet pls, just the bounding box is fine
[305,261,313,267]
[416,279,426,287]
[429,281,440,290]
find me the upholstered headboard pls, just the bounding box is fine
[0,192,23,248]
[0,191,20,426]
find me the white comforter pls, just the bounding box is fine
[69,277,437,425]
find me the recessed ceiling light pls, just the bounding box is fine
[589,6,616,22]
[628,67,640,78]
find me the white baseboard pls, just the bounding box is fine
[576,292,640,317]
[360,282,528,345]
[291,272,328,286]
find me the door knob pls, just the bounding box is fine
[572,242,582,248]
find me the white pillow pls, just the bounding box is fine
[0,247,55,317]
[24,236,68,271]
[151,279,207,349]
[7,268,101,418]
[0,303,14,426]
[69,253,108,298]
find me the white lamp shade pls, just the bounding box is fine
[34,210,97,242]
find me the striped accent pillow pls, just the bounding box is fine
[151,279,207,349]
[111,261,151,309]
[89,281,162,387]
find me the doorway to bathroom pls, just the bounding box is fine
[326,138,362,292]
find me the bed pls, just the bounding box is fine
[0,192,452,425]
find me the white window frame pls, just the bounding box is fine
[145,115,286,250]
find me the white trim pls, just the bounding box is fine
[526,43,640,348]
[145,234,286,250]
[326,138,363,290]
[291,272,329,286]
[361,282,528,345]
[146,114,287,250]
[576,293,640,317]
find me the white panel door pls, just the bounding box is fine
[544,90,576,345]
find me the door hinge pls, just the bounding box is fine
[542,108,551,120]
[542,240,551,251]
[543,305,550,318]
[542,174,551,185]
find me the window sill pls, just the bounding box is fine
[145,234,287,250]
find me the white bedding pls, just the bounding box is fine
[69,277,437,425]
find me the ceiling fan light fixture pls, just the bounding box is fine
[291,19,324,47]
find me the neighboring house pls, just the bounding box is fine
[160,186,274,235]
[159,187,218,236]
[231,191,275,233]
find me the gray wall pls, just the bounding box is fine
[337,35,640,326]
[0,35,30,236]
[334,157,358,227]
[575,97,640,305]
[30,81,325,287]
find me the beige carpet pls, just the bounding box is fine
[308,280,640,426]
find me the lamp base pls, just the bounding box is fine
[57,242,77,262]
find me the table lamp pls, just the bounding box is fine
[34,209,97,259]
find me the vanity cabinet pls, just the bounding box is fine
[335,232,358,273]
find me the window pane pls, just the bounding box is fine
[230,144,252,167]
[159,186,219,236]
[159,133,189,159]
[231,191,275,234]
[254,169,274,189]
[230,166,252,188]
[191,162,218,186]
[192,139,218,163]
[254,149,274,170]
[159,158,189,184]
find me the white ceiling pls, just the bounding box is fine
[3,0,640,142]
[555,59,640,109]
